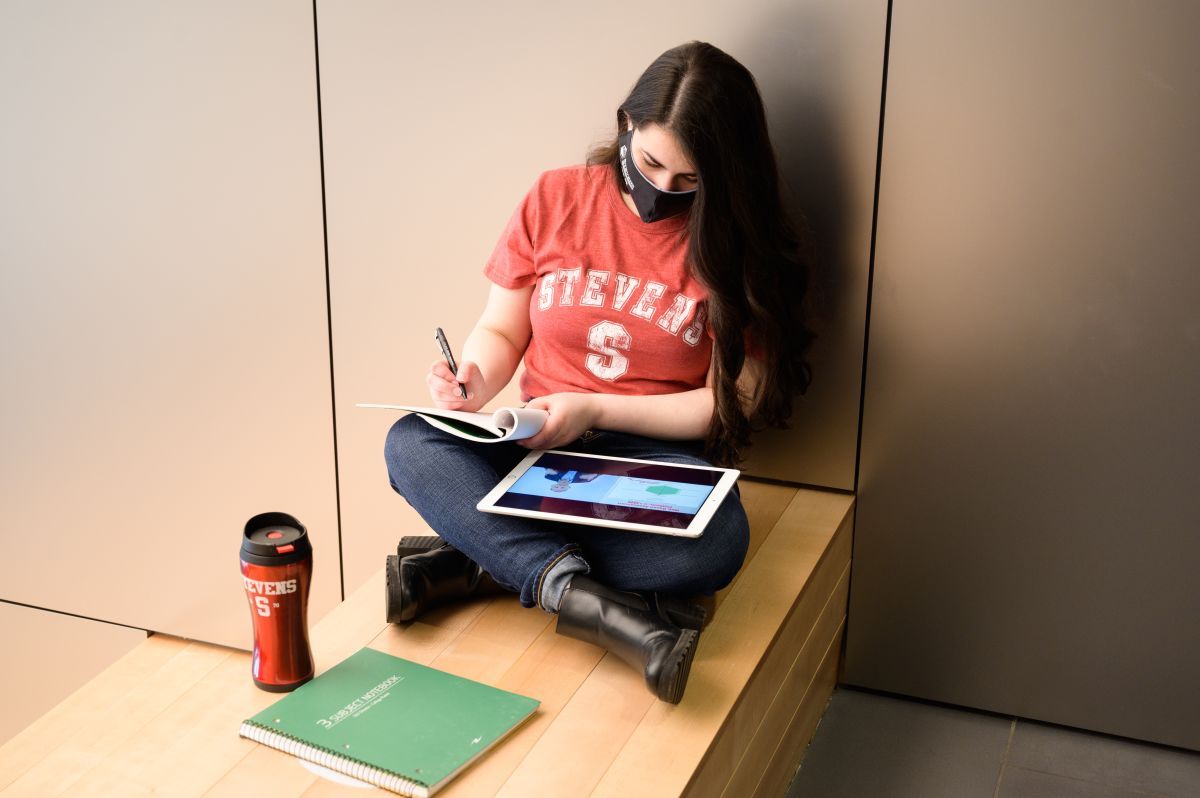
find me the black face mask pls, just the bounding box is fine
[617,129,697,223]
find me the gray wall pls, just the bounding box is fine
[0,2,879,649]
[0,0,341,649]
[317,0,884,593]
[846,1,1200,751]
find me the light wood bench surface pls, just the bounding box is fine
[0,481,853,797]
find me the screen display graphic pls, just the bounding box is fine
[492,452,721,530]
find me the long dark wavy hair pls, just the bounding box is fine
[587,41,815,466]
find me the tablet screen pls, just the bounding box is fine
[490,451,723,530]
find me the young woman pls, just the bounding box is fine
[384,41,814,703]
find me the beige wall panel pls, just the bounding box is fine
[738,1,885,489]
[0,2,339,648]
[318,1,884,593]
[0,602,146,746]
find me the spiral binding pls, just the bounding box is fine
[239,721,430,797]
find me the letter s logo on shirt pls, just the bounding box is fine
[585,321,631,381]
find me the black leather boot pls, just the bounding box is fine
[384,541,508,623]
[555,575,700,704]
[394,535,443,560]
[393,536,709,631]
[646,591,709,631]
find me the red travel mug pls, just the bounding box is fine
[240,512,314,691]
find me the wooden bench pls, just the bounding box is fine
[0,481,853,797]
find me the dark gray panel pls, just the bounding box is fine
[847,1,1200,750]
[997,769,1147,798]
[1008,720,1200,798]
[787,689,1010,798]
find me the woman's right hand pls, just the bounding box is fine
[426,358,486,411]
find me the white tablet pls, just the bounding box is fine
[476,449,740,538]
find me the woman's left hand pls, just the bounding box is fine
[519,393,600,450]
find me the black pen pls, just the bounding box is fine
[434,327,469,400]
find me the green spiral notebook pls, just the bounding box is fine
[239,647,540,797]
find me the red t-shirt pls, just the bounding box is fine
[484,164,712,401]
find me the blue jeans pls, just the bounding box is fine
[384,414,749,611]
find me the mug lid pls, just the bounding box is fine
[242,512,311,560]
